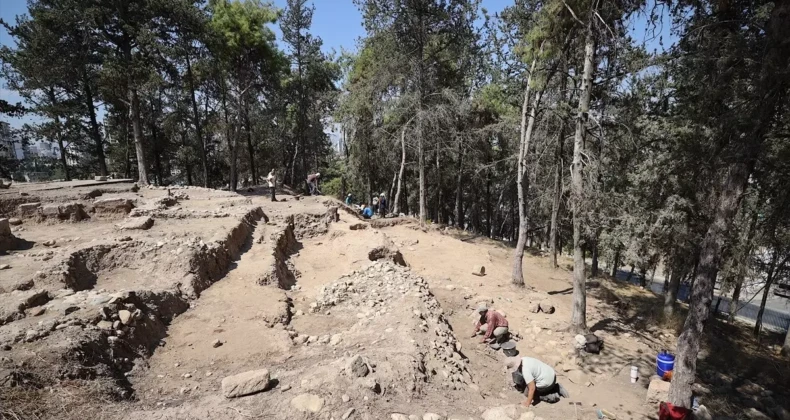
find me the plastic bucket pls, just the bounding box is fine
[656,352,675,380]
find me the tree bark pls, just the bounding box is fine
[82,68,107,176]
[221,78,237,191]
[611,246,620,277]
[512,56,540,287]
[243,102,256,184]
[436,147,442,224]
[186,53,208,187]
[455,135,464,228]
[129,87,148,185]
[754,253,785,337]
[668,163,752,407]
[53,115,70,181]
[394,127,406,215]
[570,28,595,332]
[664,269,683,318]
[591,235,599,277]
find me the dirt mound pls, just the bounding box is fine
[308,261,472,395]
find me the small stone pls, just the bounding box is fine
[423,414,442,420]
[348,355,369,377]
[43,240,56,247]
[342,394,350,402]
[290,393,324,413]
[342,408,356,420]
[118,310,132,325]
[97,320,113,331]
[221,369,271,398]
[391,415,410,420]
[8,218,22,226]
[330,334,343,346]
[183,373,192,378]
[213,339,223,348]
[0,264,9,270]
[29,307,45,316]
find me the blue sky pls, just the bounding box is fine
[1,0,670,128]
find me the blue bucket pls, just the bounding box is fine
[656,352,675,379]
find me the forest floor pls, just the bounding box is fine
[0,181,788,420]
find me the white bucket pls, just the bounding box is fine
[630,366,639,383]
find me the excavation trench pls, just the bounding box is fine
[0,207,288,397]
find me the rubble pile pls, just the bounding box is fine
[310,261,473,392]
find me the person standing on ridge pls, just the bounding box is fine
[267,169,277,201]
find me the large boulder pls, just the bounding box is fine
[118,216,154,231]
[368,235,407,266]
[221,369,271,398]
[645,376,671,405]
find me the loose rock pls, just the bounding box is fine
[646,376,671,405]
[290,393,325,413]
[221,369,271,398]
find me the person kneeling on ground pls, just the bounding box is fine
[512,357,570,407]
[472,305,509,344]
[362,204,373,219]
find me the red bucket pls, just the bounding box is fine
[659,402,691,420]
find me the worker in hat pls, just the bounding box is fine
[472,305,509,344]
[378,192,388,216]
[345,193,353,205]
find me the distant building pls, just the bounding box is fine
[0,121,23,160]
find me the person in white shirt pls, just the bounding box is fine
[512,357,569,406]
[266,169,277,201]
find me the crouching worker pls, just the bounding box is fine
[472,305,509,344]
[512,357,570,406]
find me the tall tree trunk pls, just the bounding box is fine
[664,268,683,318]
[611,246,620,277]
[754,253,783,337]
[129,87,148,185]
[123,118,131,179]
[83,69,107,176]
[512,56,540,286]
[53,115,70,181]
[668,163,752,407]
[181,128,193,186]
[243,103,256,184]
[394,127,406,215]
[186,53,208,187]
[485,168,492,237]
[730,209,759,323]
[436,148,442,224]
[570,28,595,332]
[549,67,567,269]
[455,137,464,228]
[150,107,163,185]
[221,79,236,191]
[591,235,600,277]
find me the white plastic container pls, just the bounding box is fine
[630,366,639,383]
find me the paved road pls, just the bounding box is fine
[606,264,790,332]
